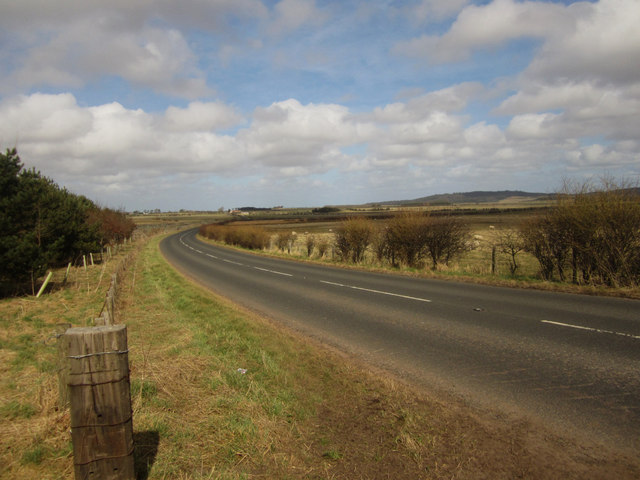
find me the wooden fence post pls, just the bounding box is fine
[65,325,134,480]
[58,333,71,409]
[491,246,496,275]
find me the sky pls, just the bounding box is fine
[0,0,639,211]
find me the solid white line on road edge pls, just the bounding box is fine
[541,320,640,340]
[253,267,293,277]
[320,280,431,303]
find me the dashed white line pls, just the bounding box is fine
[222,259,244,266]
[253,267,293,277]
[182,236,430,301]
[320,280,431,303]
[541,320,640,340]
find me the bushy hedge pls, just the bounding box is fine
[199,224,270,250]
[520,179,640,287]
[336,213,470,268]
[335,217,375,263]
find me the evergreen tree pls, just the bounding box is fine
[0,149,105,295]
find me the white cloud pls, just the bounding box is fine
[164,102,244,131]
[268,0,328,36]
[525,0,640,86]
[241,99,354,170]
[0,93,244,181]
[567,142,640,170]
[367,83,483,123]
[506,113,559,140]
[395,0,573,63]
[408,0,471,24]
[2,21,212,98]
[0,0,273,98]
[0,0,268,31]
[464,122,505,147]
[0,93,92,143]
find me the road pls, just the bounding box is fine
[160,228,640,452]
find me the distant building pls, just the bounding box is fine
[230,209,249,216]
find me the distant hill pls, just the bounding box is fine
[371,190,551,206]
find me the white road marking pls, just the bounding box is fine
[222,259,244,266]
[206,254,218,259]
[541,320,640,340]
[320,280,431,303]
[253,267,293,277]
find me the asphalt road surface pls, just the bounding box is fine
[160,228,640,453]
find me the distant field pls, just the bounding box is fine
[129,194,554,230]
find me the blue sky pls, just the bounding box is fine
[1,0,638,210]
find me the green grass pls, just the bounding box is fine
[126,238,329,476]
[0,400,38,420]
[20,444,47,465]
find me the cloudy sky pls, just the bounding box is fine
[1,0,639,210]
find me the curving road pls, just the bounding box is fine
[160,228,640,452]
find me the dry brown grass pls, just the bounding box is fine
[0,243,140,479]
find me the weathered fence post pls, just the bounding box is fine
[491,246,496,275]
[58,333,71,408]
[65,325,134,479]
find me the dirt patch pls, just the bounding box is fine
[295,376,639,479]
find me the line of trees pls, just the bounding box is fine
[519,179,640,287]
[0,149,135,296]
[336,213,470,269]
[199,213,471,269]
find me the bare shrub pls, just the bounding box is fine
[383,212,431,268]
[520,177,640,286]
[520,215,555,280]
[275,231,296,253]
[371,226,389,263]
[317,237,329,258]
[335,217,375,263]
[199,224,269,250]
[305,235,316,257]
[199,224,225,241]
[424,216,470,269]
[495,229,525,276]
